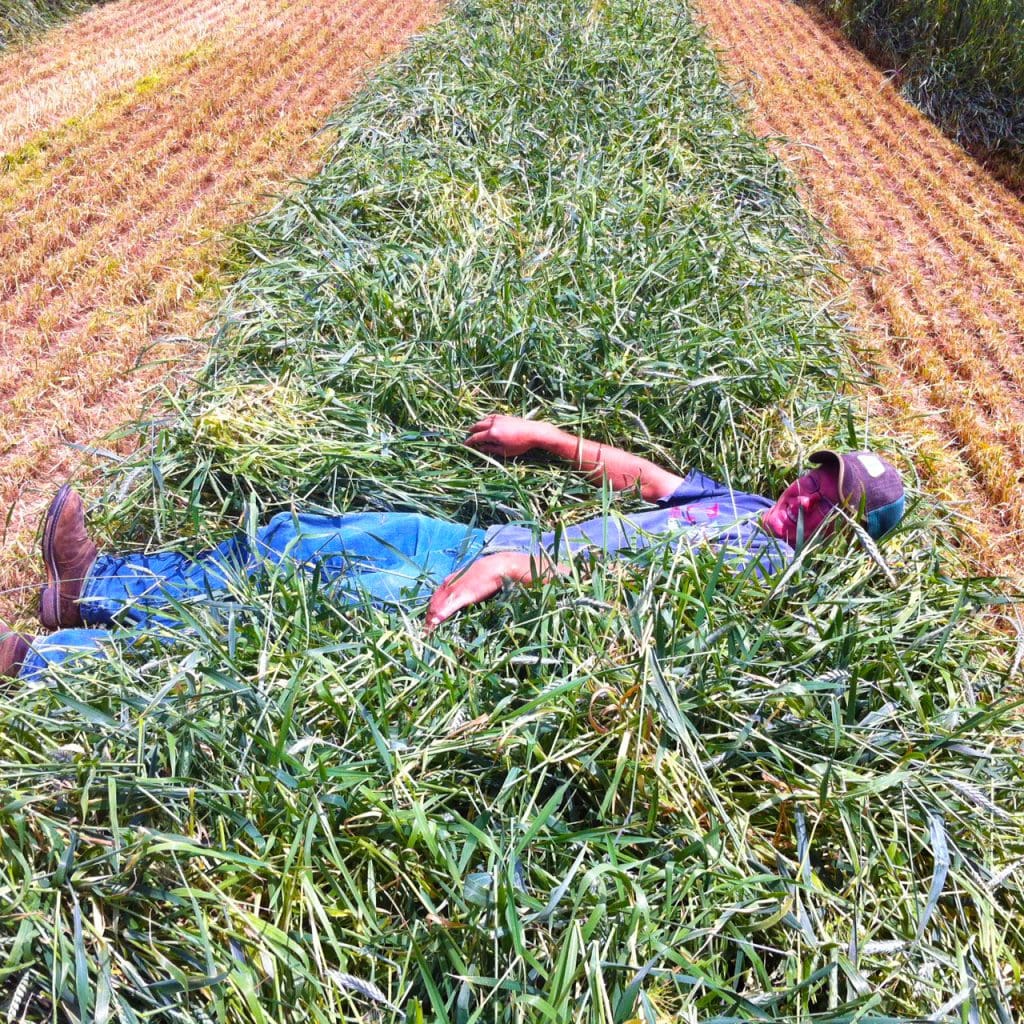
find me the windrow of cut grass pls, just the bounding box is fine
[810,0,1024,159]
[1,0,1022,1022]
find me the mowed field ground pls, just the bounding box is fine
[0,0,439,622]
[697,0,1024,580]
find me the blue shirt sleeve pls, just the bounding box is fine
[655,470,728,506]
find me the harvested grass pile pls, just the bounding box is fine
[108,0,845,533]
[1,0,1021,1020]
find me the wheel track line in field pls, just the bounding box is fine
[0,43,301,232]
[2,38,355,347]
[0,0,192,92]
[0,0,355,147]
[3,52,339,395]
[0,0,311,213]
[0,0,230,100]
[696,0,1024,570]
[0,0,440,621]
[2,65,290,314]
[0,10,370,353]
[0,0,430,411]
[1,24,407,468]
[0,0,238,142]
[0,0,369,230]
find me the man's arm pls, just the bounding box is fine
[424,551,567,632]
[464,414,685,502]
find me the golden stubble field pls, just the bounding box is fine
[0,0,440,622]
[697,0,1024,580]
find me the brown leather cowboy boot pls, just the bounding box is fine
[0,625,31,679]
[40,485,98,630]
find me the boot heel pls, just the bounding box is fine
[40,587,61,630]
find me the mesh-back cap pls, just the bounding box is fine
[810,450,905,539]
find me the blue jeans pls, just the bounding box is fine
[20,512,485,680]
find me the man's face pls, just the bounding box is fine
[763,465,842,547]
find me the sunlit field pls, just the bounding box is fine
[1,0,1019,1020]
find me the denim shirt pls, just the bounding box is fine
[481,470,793,579]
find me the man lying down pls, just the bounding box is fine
[0,414,905,681]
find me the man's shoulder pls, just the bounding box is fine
[661,470,771,510]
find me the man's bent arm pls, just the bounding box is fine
[465,414,685,502]
[424,551,568,631]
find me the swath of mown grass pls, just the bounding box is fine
[1,0,1022,1021]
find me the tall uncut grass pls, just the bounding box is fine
[2,0,1022,1020]
[813,0,1024,154]
[0,0,102,47]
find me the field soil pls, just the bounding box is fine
[697,0,1024,579]
[0,0,439,623]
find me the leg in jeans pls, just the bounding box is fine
[18,628,114,682]
[78,512,486,627]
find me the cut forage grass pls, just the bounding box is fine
[0,0,1009,1020]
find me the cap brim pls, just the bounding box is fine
[809,449,846,500]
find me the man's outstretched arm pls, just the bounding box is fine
[424,551,567,632]
[464,414,684,502]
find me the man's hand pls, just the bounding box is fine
[424,552,563,632]
[464,415,562,459]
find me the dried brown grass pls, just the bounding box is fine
[0,0,299,151]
